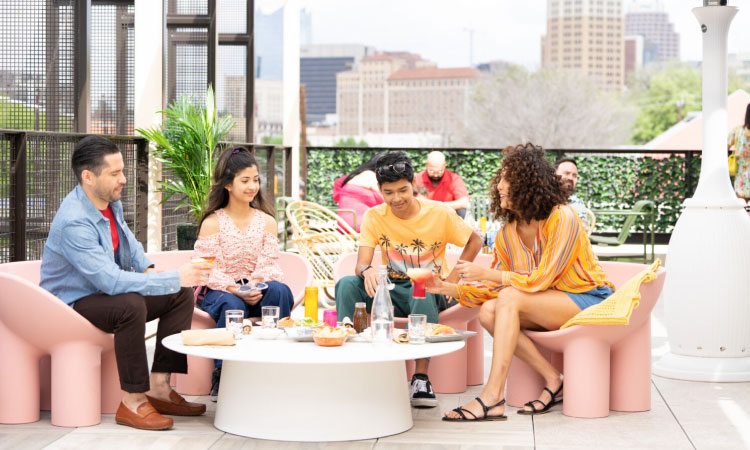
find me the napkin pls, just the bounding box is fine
[181,329,236,346]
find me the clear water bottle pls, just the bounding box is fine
[371,266,394,344]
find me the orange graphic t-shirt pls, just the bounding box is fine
[359,199,473,278]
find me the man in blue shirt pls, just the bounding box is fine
[41,136,213,431]
[555,158,593,233]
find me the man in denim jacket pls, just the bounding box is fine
[41,136,212,430]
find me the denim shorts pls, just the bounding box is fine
[565,286,615,310]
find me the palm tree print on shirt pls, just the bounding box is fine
[379,233,442,274]
[411,238,426,268]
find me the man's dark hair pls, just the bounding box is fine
[745,103,750,129]
[375,151,414,185]
[555,157,577,169]
[71,136,121,183]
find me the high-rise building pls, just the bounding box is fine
[625,1,679,66]
[541,0,625,90]
[336,52,478,141]
[300,44,374,125]
[255,8,283,80]
[624,34,644,78]
[387,67,480,139]
[300,9,312,46]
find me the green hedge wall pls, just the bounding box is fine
[306,148,700,234]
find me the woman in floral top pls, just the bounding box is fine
[728,103,750,200]
[194,147,293,399]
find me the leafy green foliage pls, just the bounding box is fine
[630,64,703,145]
[335,137,369,147]
[262,136,283,145]
[136,86,235,223]
[306,148,700,233]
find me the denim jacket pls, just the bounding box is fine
[40,185,180,305]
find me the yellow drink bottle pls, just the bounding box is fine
[304,286,319,321]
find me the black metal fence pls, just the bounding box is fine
[1,129,292,262]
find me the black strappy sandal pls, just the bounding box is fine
[443,397,508,422]
[517,382,564,416]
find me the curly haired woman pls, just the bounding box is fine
[426,144,614,422]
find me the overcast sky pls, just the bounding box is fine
[258,0,750,69]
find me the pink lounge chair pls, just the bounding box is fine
[332,251,494,393]
[0,261,121,427]
[146,250,312,395]
[506,261,667,418]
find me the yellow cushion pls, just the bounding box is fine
[560,259,661,329]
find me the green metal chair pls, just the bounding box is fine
[589,200,656,263]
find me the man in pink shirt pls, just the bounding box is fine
[415,151,470,218]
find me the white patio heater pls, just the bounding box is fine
[653,0,750,382]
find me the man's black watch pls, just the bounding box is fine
[359,265,373,278]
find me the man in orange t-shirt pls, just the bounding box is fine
[415,151,470,218]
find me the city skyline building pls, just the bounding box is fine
[541,0,625,90]
[336,52,478,142]
[300,44,374,125]
[625,2,679,67]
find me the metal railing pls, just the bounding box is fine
[0,129,292,262]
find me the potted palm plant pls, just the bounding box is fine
[137,86,235,250]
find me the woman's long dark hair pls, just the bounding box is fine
[342,152,385,186]
[745,103,750,129]
[198,146,275,231]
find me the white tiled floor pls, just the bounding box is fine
[3,276,750,450]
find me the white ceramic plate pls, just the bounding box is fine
[425,330,477,343]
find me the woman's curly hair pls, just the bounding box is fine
[488,143,569,223]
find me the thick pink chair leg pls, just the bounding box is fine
[175,354,213,395]
[506,355,545,408]
[173,310,215,395]
[0,322,41,424]
[40,355,52,411]
[610,320,652,412]
[562,338,610,418]
[51,342,102,427]
[466,318,484,386]
[429,344,468,393]
[101,350,121,413]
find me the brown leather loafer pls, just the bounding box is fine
[115,402,173,430]
[146,390,206,416]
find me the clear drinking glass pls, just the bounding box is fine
[261,305,280,328]
[408,314,427,345]
[225,310,244,338]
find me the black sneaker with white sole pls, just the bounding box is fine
[210,368,221,402]
[410,373,438,408]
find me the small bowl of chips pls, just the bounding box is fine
[312,326,349,347]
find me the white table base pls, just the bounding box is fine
[215,359,412,441]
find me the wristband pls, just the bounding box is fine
[359,265,373,278]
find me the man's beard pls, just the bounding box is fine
[562,181,576,195]
[96,185,121,204]
[428,175,443,183]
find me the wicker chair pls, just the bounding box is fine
[286,200,359,307]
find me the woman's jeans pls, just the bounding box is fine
[201,281,294,368]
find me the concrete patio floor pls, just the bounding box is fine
[2,249,749,450]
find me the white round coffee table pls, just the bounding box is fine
[163,331,464,442]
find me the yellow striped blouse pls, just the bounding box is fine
[456,205,613,307]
